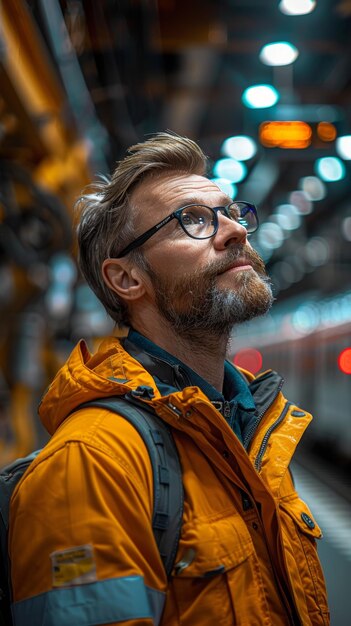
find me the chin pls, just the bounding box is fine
[241,276,274,316]
[229,270,273,314]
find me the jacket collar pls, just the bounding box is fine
[123,329,260,443]
[123,329,256,412]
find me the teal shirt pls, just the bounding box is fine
[127,329,257,444]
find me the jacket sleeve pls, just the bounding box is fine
[9,410,168,626]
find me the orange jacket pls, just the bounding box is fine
[9,336,329,625]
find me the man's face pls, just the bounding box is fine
[131,172,273,338]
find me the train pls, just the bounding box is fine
[230,290,351,468]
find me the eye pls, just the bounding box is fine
[182,211,205,225]
[182,205,211,224]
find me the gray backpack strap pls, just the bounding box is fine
[78,395,184,578]
[0,450,41,626]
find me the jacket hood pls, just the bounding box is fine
[39,337,161,435]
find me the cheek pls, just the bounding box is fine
[147,240,211,277]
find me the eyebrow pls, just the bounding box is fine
[174,195,231,210]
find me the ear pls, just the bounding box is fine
[102,258,146,302]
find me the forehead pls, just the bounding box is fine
[131,172,230,223]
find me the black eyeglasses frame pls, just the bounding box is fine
[115,201,258,258]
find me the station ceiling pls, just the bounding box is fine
[2,0,351,304]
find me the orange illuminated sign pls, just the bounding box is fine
[317,122,337,142]
[259,121,312,149]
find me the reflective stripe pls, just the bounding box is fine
[12,576,166,626]
[146,585,166,626]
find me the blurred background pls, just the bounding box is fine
[0,1,350,622]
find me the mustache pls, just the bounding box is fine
[199,245,267,279]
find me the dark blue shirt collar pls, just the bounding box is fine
[125,328,256,443]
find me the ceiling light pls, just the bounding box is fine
[314,157,346,182]
[213,158,247,183]
[274,204,301,230]
[221,136,257,161]
[259,121,312,149]
[259,41,299,66]
[341,217,351,242]
[257,222,284,250]
[317,122,337,142]
[304,236,330,267]
[242,85,279,109]
[336,135,351,160]
[289,190,313,214]
[279,0,316,16]
[299,176,326,201]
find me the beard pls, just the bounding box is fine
[146,244,274,340]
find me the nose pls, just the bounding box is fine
[212,211,248,250]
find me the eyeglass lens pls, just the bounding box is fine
[233,203,257,232]
[180,203,256,239]
[180,205,216,238]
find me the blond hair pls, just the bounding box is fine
[76,132,208,325]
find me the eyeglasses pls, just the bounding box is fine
[116,201,259,258]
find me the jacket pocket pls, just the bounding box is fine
[279,495,330,626]
[165,512,272,626]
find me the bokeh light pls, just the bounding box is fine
[242,84,279,109]
[304,236,330,267]
[289,190,313,215]
[336,135,351,160]
[233,348,263,374]
[317,122,337,142]
[221,136,257,161]
[279,0,316,16]
[338,348,351,375]
[299,176,326,201]
[213,158,247,183]
[259,41,299,66]
[274,204,301,231]
[315,157,346,182]
[257,222,284,250]
[341,216,351,241]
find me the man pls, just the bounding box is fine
[9,133,329,625]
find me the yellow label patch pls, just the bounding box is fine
[50,544,96,587]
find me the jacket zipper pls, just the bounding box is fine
[254,401,292,471]
[243,377,284,450]
[251,396,301,625]
[164,382,300,623]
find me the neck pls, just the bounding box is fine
[131,307,230,392]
